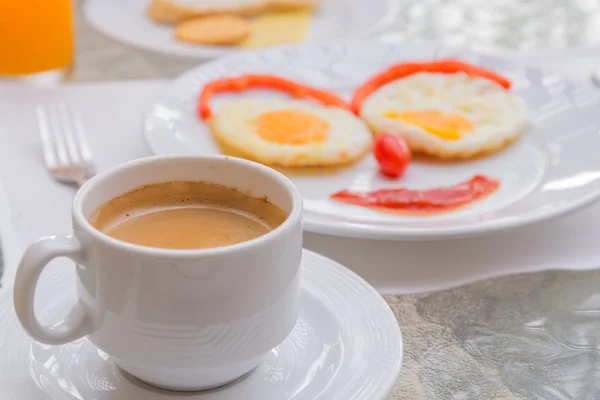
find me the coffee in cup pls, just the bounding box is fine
[90,181,287,250]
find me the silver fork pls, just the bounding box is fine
[37,103,96,187]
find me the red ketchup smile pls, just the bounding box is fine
[331,175,500,215]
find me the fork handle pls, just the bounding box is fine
[14,234,93,345]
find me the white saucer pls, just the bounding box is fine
[143,40,600,240]
[0,250,402,399]
[82,0,396,59]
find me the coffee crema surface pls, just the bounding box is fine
[89,181,287,250]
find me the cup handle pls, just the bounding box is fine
[14,234,93,345]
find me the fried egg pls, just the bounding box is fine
[209,99,373,167]
[360,72,528,159]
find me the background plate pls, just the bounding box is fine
[83,0,396,59]
[143,40,600,240]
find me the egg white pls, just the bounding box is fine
[360,72,528,159]
[210,99,373,167]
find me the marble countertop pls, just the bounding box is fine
[43,2,600,398]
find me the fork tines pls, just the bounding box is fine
[37,103,96,185]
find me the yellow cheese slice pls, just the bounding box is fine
[240,10,311,48]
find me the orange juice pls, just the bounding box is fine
[0,0,74,76]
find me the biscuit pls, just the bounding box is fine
[148,0,321,24]
[174,15,251,45]
[147,0,198,24]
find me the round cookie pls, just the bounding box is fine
[147,0,322,24]
[174,15,251,45]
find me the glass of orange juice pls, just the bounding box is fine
[0,0,74,83]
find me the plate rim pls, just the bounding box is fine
[302,249,404,399]
[82,0,399,60]
[302,191,600,240]
[141,39,600,240]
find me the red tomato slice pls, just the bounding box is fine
[373,133,411,179]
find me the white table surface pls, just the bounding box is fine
[1,80,600,295]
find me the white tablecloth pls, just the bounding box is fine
[0,79,599,295]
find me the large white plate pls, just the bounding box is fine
[83,0,396,59]
[143,40,600,240]
[0,250,402,400]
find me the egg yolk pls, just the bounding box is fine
[384,110,474,140]
[257,110,329,145]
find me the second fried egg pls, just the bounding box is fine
[210,99,373,167]
[360,72,528,159]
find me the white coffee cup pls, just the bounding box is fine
[14,155,303,391]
